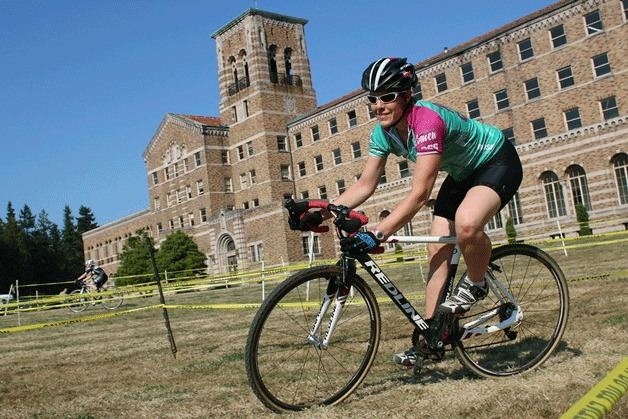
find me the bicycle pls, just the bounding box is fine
[66,279,124,313]
[245,199,569,412]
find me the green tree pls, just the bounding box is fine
[576,204,592,236]
[77,206,98,234]
[61,206,84,278]
[115,230,156,285]
[506,218,518,244]
[155,231,207,279]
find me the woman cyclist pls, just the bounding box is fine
[291,57,522,366]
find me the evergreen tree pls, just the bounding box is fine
[77,206,98,234]
[506,218,518,244]
[155,230,207,279]
[576,204,592,236]
[61,206,84,278]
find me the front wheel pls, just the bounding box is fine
[455,244,569,378]
[100,285,124,310]
[245,265,381,413]
[67,289,89,313]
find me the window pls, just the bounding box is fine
[232,105,237,123]
[177,189,183,203]
[518,38,534,61]
[502,128,515,144]
[525,78,541,100]
[557,66,575,89]
[398,161,410,178]
[200,208,207,223]
[333,148,342,165]
[347,110,357,127]
[297,161,306,177]
[336,179,346,195]
[541,171,567,218]
[252,198,259,207]
[249,169,257,185]
[194,152,201,167]
[186,185,192,199]
[315,155,323,171]
[169,219,174,230]
[531,118,548,139]
[243,202,250,210]
[467,99,480,119]
[495,89,510,110]
[302,235,321,256]
[488,51,503,73]
[164,166,170,181]
[189,212,195,227]
[564,108,582,130]
[403,222,414,236]
[435,73,448,92]
[183,158,189,172]
[237,145,244,160]
[152,172,158,185]
[154,197,161,211]
[380,170,387,184]
[224,177,233,192]
[623,0,628,20]
[611,153,628,205]
[592,53,611,77]
[281,165,290,180]
[318,186,327,199]
[567,165,592,211]
[329,118,338,135]
[246,141,254,156]
[584,10,603,35]
[240,173,247,189]
[221,150,229,164]
[277,136,287,151]
[243,99,249,117]
[367,105,376,119]
[413,82,423,100]
[600,96,619,120]
[311,125,319,141]
[167,192,173,207]
[157,222,163,234]
[460,62,474,83]
[507,192,524,225]
[196,180,205,195]
[300,190,309,199]
[294,132,302,148]
[550,25,567,48]
[173,162,179,177]
[351,141,362,159]
[487,210,503,230]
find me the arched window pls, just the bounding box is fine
[611,153,628,205]
[540,171,567,218]
[284,47,292,76]
[268,45,278,83]
[242,53,250,87]
[566,165,592,211]
[228,56,237,86]
[507,191,523,225]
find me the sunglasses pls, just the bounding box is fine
[366,92,401,104]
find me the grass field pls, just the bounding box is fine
[0,235,626,418]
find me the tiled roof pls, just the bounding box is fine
[179,114,222,126]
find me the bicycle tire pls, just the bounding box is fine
[67,289,89,313]
[454,243,569,378]
[100,285,124,310]
[245,265,381,413]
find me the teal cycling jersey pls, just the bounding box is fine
[368,100,504,181]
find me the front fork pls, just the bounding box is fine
[307,258,355,350]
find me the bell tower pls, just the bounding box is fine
[211,9,317,207]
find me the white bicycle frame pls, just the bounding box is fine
[308,234,523,349]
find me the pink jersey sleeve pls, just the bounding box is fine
[408,106,446,155]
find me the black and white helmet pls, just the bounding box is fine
[361,57,417,92]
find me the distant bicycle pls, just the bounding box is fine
[66,279,124,313]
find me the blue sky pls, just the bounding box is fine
[0,0,556,227]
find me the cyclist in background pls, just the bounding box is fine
[290,57,522,367]
[77,259,108,292]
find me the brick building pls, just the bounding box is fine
[83,0,627,274]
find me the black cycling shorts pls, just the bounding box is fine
[433,139,523,222]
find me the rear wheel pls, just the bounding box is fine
[100,285,124,310]
[67,289,89,313]
[455,244,569,377]
[245,265,381,412]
